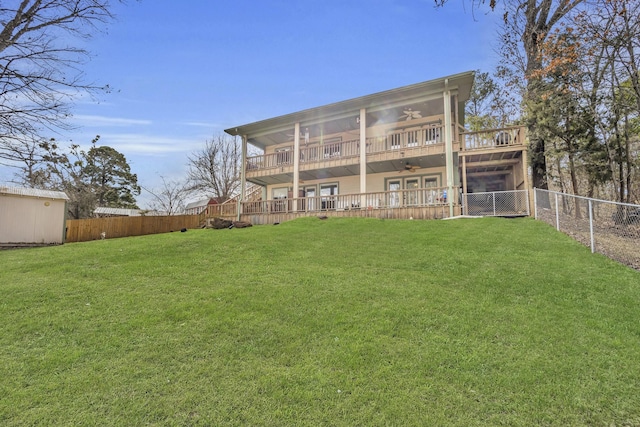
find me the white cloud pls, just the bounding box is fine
[182,121,216,128]
[98,133,203,155]
[72,114,152,127]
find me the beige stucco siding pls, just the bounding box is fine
[265,166,448,198]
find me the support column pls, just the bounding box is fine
[443,80,455,217]
[359,108,367,208]
[521,133,532,215]
[238,135,247,221]
[293,122,300,213]
[461,154,467,215]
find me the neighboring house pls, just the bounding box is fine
[93,207,166,217]
[184,198,218,216]
[0,186,69,246]
[223,71,530,224]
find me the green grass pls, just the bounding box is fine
[1,217,639,426]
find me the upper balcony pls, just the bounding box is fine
[461,126,526,152]
[245,124,527,183]
[245,123,458,180]
[226,71,479,185]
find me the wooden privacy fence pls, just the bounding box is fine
[65,215,200,243]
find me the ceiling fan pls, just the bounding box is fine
[400,163,422,173]
[285,128,310,143]
[399,108,422,121]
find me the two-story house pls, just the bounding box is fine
[223,71,530,224]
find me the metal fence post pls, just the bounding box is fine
[492,193,496,216]
[532,189,640,270]
[588,200,595,253]
[533,188,537,219]
[555,193,560,231]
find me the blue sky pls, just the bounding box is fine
[4,0,501,206]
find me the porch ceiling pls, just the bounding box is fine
[225,71,475,150]
[247,153,451,187]
[466,165,513,175]
[464,150,521,163]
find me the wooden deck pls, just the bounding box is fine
[202,188,532,225]
[203,187,461,225]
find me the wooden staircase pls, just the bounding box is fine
[197,184,262,227]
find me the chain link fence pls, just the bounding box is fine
[464,190,530,217]
[534,189,640,270]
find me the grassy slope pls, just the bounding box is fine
[1,217,639,426]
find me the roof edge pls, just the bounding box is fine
[225,70,475,137]
[0,186,69,200]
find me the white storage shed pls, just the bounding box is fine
[0,186,69,246]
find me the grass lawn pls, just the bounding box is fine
[1,216,640,426]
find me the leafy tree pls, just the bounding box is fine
[440,0,640,205]
[436,0,586,189]
[465,70,519,130]
[42,136,140,219]
[84,144,140,209]
[186,134,241,203]
[0,1,121,174]
[527,54,591,215]
[466,71,500,131]
[570,0,640,203]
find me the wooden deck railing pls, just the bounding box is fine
[241,187,454,215]
[246,125,525,173]
[246,124,447,172]
[462,126,526,151]
[299,138,360,163]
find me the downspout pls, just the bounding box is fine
[443,79,455,217]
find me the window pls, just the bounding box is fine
[424,178,438,204]
[424,178,438,188]
[271,187,289,212]
[405,179,420,205]
[387,180,401,207]
[320,183,338,210]
[304,186,317,211]
[272,187,288,199]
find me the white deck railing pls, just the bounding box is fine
[241,187,453,215]
[246,124,446,172]
[462,126,526,151]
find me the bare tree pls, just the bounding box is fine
[0,1,119,175]
[143,176,190,215]
[3,136,50,187]
[436,0,586,189]
[186,134,241,203]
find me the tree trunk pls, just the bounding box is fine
[567,146,581,219]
